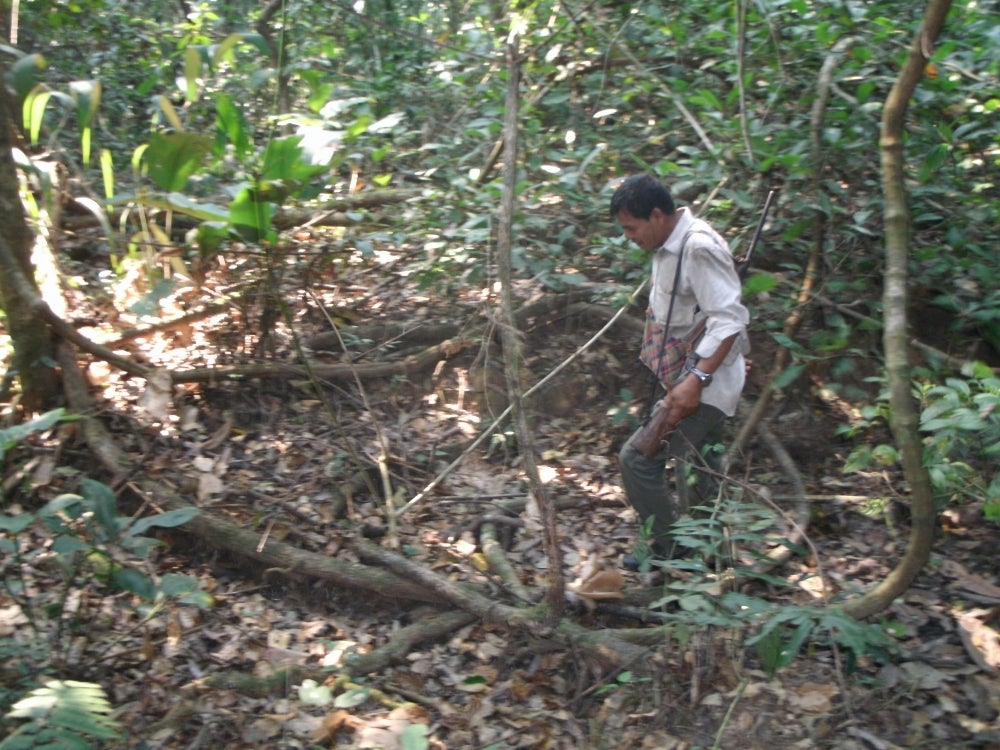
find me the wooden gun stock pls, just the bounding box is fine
[627,399,681,458]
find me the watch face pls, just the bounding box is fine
[691,368,711,385]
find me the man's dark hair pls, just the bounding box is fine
[609,174,676,220]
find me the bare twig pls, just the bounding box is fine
[712,678,749,750]
[310,290,401,546]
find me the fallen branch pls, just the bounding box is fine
[62,188,421,235]
[171,338,473,384]
[356,539,653,670]
[343,608,479,677]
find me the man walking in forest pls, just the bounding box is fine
[610,175,750,571]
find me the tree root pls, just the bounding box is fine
[356,539,653,670]
[748,420,811,575]
[480,522,534,602]
[343,608,478,676]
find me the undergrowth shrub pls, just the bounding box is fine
[842,362,1000,520]
[0,681,121,750]
[649,495,899,676]
[0,411,210,746]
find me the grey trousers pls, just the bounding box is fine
[618,403,726,552]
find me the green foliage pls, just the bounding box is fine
[0,409,75,463]
[920,365,1000,517]
[0,680,120,750]
[400,724,431,750]
[0,636,49,725]
[842,363,1000,517]
[0,478,209,638]
[746,604,895,676]
[649,496,897,674]
[144,132,213,192]
[12,0,994,322]
[0,476,209,742]
[6,0,997,718]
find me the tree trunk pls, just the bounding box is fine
[0,57,61,411]
[495,38,565,620]
[842,0,952,620]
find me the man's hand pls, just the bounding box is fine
[665,374,703,420]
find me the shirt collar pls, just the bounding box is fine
[656,207,693,254]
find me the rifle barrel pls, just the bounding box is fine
[736,188,778,279]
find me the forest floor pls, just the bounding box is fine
[2,230,999,749]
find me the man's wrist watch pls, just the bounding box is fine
[687,365,713,387]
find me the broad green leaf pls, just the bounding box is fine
[183,46,201,103]
[144,132,212,192]
[260,136,327,184]
[159,574,213,608]
[80,478,118,536]
[211,33,245,65]
[215,93,251,158]
[780,619,814,667]
[158,573,201,597]
[0,514,34,534]
[334,686,370,708]
[742,272,779,296]
[0,408,69,461]
[7,680,120,739]
[772,363,805,390]
[298,679,333,706]
[234,32,272,57]
[114,192,230,223]
[24,86,53,146]
[769,332,804,353]
[127,507,200,536]
[39,493,85,519]
[401,724,431,750]
[11,53,47,100]
[157,95,185,132]
[229,187,275,242]
[112,567,157,599]
[52,534,90,557]
[69,80,101,164]
[191,221,231,254]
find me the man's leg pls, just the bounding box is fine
[676,419,725,516]
[619,403,726,556]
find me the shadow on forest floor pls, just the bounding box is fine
[2,233,999,749]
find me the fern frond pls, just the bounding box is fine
[0,680,120,750]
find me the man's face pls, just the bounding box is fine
[615,208,672,253]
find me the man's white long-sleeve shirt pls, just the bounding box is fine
[649,207,750,416]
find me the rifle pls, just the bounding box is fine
[734,188,777,280]
[627,189,778,458]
